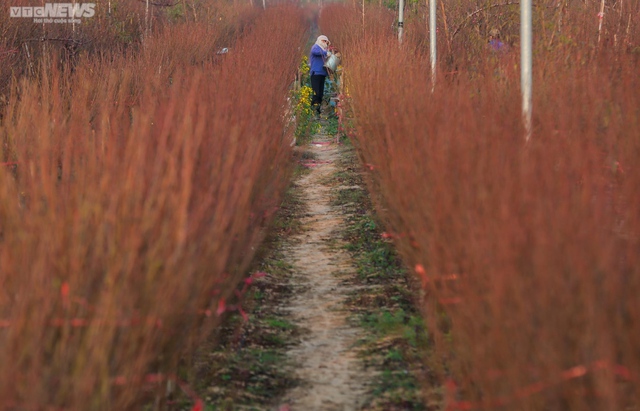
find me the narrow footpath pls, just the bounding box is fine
[276,122,375,410]
[190,114,428,411]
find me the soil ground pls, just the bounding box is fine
[181,113,434,411]
[275,119,374,410]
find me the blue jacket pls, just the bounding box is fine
[489,39,505,51]
[309,44,328,76]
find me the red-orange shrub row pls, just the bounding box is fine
[323,3,640,410]
[0,5,306,410]
[0,0,261,101]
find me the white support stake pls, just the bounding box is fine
[429,0,436,89]
[521,0,533,141]
[598,0,606,44]
[398,0,405,43]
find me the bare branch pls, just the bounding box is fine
[138,0,179,7]
[451,1,562,40]
[23,37,88,45]
[451,2,520,39]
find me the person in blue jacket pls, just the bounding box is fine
[488,28,507,52]
[309,35,332,115]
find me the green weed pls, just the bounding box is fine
[331,144,432,410]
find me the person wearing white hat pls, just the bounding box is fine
[309,35,331,115]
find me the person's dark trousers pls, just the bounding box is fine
[310,74,326,113]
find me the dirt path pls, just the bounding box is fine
[276,125,374,411]
[188,117,428,411]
